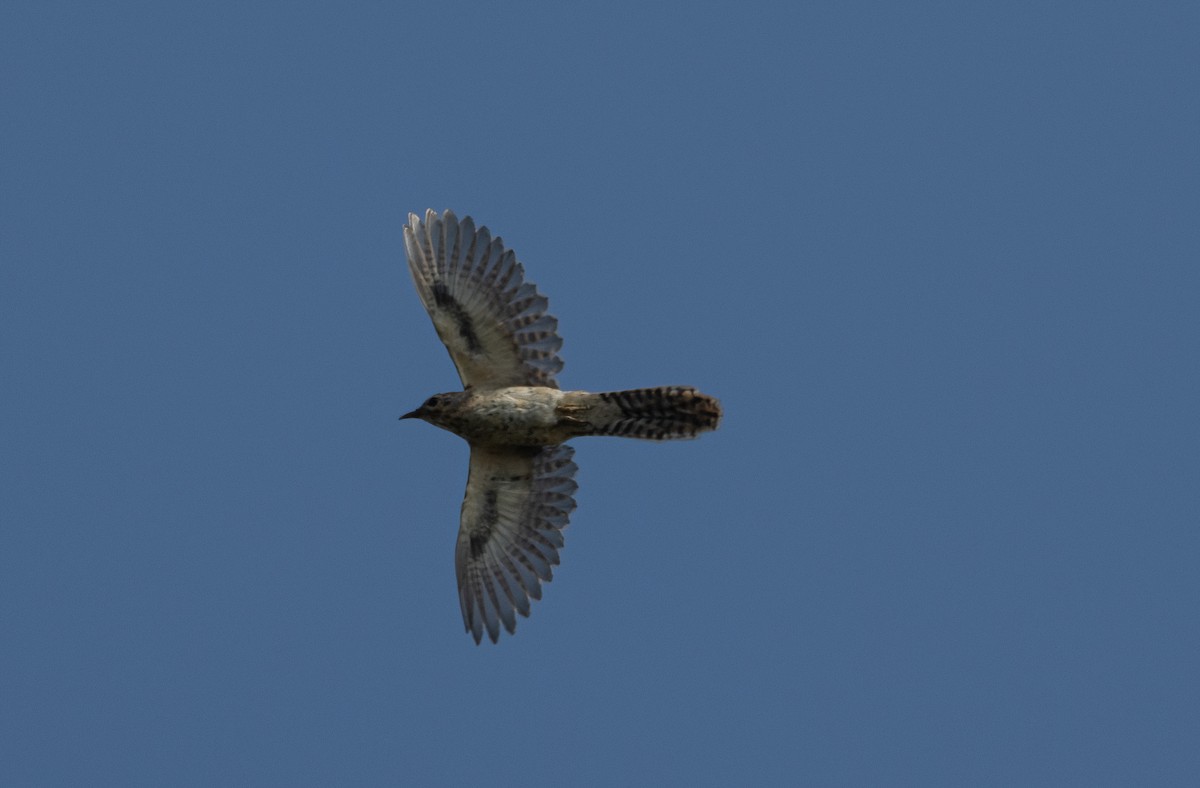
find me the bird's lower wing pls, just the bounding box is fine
[404,209,564,390]
[455,444,578,644]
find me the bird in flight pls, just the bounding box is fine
[401,209,721,644]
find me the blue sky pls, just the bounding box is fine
[2,3,1198,785]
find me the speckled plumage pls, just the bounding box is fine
[402,209,721,644]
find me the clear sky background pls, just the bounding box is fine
[2,3,1198,786]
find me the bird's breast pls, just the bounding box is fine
[451,386,569,447]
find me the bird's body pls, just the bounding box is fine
[407,387,567,447]
[406,385,721,447]
[401,209,721,644]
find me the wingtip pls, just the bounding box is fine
[409,208,483,225]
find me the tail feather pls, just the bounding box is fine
[589,386,722,441]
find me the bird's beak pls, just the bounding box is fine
[399,409,420,420]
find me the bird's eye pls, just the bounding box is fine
[426,396,441,408]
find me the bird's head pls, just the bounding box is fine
[400,391,466,429]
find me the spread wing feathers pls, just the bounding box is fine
[455,444,578,644]
[404,209,564,390]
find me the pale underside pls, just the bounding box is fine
[404,209,578,643]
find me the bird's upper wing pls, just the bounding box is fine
[455,444,578,644]
[404,209,564,390]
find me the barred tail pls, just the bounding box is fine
[588,386,722,441]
